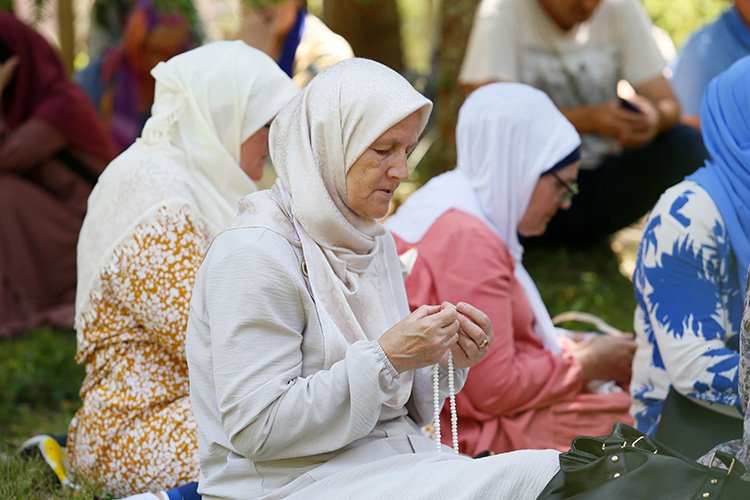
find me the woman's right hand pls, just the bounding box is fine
[568,335,636,385]
[378,303,460,373]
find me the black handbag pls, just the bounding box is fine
[656,387,744,459]
[537,422,750,499]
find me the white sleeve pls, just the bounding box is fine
[459,0,520,84]
[637,187,740,409]
[200,230,403,461]
[617,0,665,86]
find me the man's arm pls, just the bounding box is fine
[557,75,679,148]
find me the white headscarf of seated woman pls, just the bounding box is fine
[76,41,299,326]
[233,58,432,408]
[386,83,581,353]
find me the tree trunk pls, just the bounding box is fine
[422,0,480,180]
[58,0,75,74]
[322,0,403,73]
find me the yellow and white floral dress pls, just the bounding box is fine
[68,205,210,496]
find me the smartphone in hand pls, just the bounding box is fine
[618,97,642,114]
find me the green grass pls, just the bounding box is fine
[0,329,105,498]
[525,241,637,333]
[1,447,69,499]
[0,329,82,442]
[0,446,104,499]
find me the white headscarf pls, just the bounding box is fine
[386,83,580,353]
[76,41,299,326]
[235,58,432,408]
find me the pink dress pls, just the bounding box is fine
[393,210,632,455]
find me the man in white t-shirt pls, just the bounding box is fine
[460,0,707,245]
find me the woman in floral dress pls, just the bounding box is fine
[68,41,298,496]
[631,55,750,455]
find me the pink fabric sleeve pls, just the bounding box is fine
[402,212,584,417]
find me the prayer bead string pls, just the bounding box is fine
[433,351,458,453]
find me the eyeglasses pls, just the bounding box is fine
[550,171,579,203]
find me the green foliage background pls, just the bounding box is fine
[644,0,731,48]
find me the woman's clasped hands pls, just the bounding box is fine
[379,301,493,373]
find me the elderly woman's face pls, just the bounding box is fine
[518,161,580,237]
[346,111,422,219]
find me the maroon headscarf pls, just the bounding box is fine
[0,13,117,167]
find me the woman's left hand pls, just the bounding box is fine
[443,301,494,369]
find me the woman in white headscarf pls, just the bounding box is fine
[386,83,636,456]
[68,41,298,497]
[186,59,562,500]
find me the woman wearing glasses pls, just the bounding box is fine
[386,83,635,456]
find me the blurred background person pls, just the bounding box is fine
[236,0,353,87]
[459,0,707,246]
[670,0,750,128]
[77,0,197,152]
[0,12,117,339]
[86,0,136,60]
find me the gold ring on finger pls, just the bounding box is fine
[478,338,489,349]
